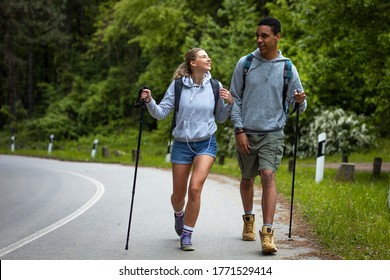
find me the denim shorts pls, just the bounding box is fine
[236,131,285,178]
[171,135,217,164]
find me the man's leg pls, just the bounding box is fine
[259,169,277,254]
[240,177,255,213]
[259,170,277,225]
[241,177,256,240]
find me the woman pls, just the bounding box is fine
[140,48,233,251]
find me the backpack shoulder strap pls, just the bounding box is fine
[242,53,254,92]
[283,59,292,114]
[210,78,220,115]
[174,78,183,113]
[169,78,183,140]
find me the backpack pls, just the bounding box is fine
[242,53,292,115]
[167,77,220,154]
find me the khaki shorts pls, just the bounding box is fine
[236,131,285,179]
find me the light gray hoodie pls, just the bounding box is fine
[230,49,307,133]
[146,72,232,142]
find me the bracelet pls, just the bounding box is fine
[235,129,245,135]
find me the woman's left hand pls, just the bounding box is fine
[219,88,234,105]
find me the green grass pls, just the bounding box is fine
[1,130,389,259]
[276,165,389,260]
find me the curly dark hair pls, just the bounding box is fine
[258,17,281,35]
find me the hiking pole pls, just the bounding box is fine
[125,86,149,250]
[288,99,300,240]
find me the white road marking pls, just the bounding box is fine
[0,169,105,257]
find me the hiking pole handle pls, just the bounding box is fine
[135,86,150,108]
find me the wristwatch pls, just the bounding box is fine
[234,127,244,135]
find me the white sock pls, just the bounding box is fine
[174,210,184,217]
[183,225,194,233]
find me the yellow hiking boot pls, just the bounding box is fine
[260,226,277,254]
[242,214,256,241]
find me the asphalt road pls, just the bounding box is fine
[0,155,320,260]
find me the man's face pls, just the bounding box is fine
[256,25,280,59]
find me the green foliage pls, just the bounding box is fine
[25,112,77,141]
[78,67,130,129]
[1,0,389,158]
[218,125,236,158]
[290,107,376,158]
[267,0,390,136]
[197,0,259,85]
[110,0,191,93]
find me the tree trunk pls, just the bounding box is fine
[28,48,35,117]
[6,31,16,121]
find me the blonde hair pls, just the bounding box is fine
[172,48,204,80]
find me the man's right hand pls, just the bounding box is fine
[236,133,251,155]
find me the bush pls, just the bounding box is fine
[292,107,376,158]
[24,113,77,141]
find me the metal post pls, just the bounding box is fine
[11,135,15,152]
[315,132,326,183]
[48,134,54,154]
[91,139,99,158]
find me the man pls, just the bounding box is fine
[230,17,307,254]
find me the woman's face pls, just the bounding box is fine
[190,50,211,72]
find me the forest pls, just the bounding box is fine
[1,0,389,155]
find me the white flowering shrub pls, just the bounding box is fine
[287,107,376,158]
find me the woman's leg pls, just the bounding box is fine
[171,163,192,212]
[183,155,215,227]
